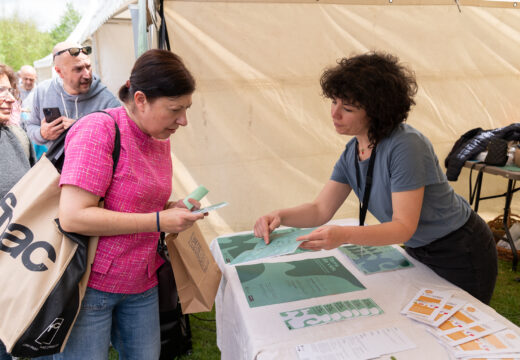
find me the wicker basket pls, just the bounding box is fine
[487,213,520,261]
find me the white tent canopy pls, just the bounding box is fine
[35,0,520,241]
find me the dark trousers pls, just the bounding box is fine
[405,211,498,304]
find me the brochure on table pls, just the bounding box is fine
[296,327,416,360]
[217,227,316,265]
[401,288,520,359]
[280,297,383,330]
[339,244,414,274]
[235,256,366,307]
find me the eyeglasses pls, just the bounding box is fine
[0,86,18,101]
[53,46,92,59]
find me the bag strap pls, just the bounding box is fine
[354,140,377,226]
[158,0,171,51]
[54,111,121,242]
[103,110,121,173]
[46,110,121,173]
[7,124,32,159]
[157,231,167,253]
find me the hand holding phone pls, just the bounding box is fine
[43,107,61,123]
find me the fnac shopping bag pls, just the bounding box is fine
[165,224,222,314]
[0,113,120,357]
[0,155,93,357]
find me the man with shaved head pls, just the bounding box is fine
[27,41,120,147]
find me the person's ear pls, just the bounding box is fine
[133,91,148,112]
[54,65,64,79]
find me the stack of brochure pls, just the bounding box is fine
[401,288,520,359]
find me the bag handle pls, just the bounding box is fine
[46,110,121,173]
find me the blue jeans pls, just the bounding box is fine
[0,341,11,360]
[52,286,160,360]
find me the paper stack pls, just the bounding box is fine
[401,288,520,359]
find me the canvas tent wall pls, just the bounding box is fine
[34,0,520,241]
[159,0,520,240]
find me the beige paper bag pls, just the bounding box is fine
[165,224,222,314]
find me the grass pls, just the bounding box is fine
[489,258,520,327]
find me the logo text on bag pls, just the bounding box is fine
[0,193,57,271]
[188,233,209,272]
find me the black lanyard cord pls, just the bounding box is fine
[354,140,377,226]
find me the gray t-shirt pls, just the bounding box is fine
[331,123,471,248]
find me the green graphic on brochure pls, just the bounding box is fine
[280,297,383,330]
[217,227,315,264]
[236,256,365,307]
[339,244,413,274]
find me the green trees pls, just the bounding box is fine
[0,15,52,70]
[49,3,82,45]
[0,3,81,71]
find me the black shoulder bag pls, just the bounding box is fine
[157,233,193,359]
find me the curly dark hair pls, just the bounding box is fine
[320,52,417,146]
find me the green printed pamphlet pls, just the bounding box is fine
[280,297,383,330]
[338,244,413,275]
[217,227,316,264]
[236,256,365,307]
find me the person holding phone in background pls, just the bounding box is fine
[26,41,120,148]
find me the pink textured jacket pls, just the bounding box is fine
[60,107,171,294]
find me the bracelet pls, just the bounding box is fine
[156,211,161,232]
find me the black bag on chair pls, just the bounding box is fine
[157,233,192,359]
[485,138,508,166]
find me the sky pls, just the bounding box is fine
[0,0,93,31]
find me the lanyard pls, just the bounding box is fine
[354,140,377,226]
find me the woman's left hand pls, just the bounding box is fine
[297,225,346,251]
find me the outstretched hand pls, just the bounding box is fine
[253,213,281,244]
[297,225,345,251]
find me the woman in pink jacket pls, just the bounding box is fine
[55,49,204,360]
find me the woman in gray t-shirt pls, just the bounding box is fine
[254,52,497,304]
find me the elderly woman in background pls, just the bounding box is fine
[0,63,36,199]
[0,64,36,359]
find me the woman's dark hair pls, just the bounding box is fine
[0,64,19,97]
[119,49,195,102]
[320,52,418,146]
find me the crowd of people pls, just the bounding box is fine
[0,41,498,360]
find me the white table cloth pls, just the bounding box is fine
[210,219,518,360]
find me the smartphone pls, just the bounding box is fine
[43,107,61,123]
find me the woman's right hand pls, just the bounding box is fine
[254,213,281,244]
[160,207,204,234]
